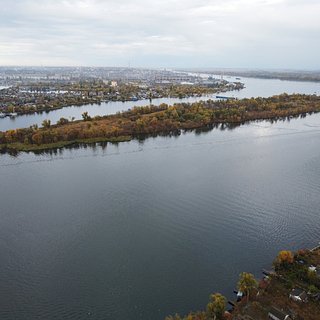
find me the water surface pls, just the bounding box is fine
[1,114,320,319]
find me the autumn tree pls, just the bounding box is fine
[206,293,226,320]
[32,132,44,145]
[135,118,147,133]
[237,272,258,302]
[274,250,294,269]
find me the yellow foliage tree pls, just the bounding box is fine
[275,250,294,268]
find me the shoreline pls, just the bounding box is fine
[165,245,320,320]
[1,93,320,154]
[0,83,244,117]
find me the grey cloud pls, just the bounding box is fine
[0,0,319,68]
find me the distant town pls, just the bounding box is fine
[0,67,243,117]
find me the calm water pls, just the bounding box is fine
[213,75,320,98]
[1,77,319,131]
[0,95,217,131]
[1,113,320,319]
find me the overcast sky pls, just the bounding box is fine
[0,0,319,69]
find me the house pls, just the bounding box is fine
[259,276,270,290]
[308,265,320,277]
[110,81,118,87]
[289,288,308,302]
[268,307,292,320]
[309,265,316,272]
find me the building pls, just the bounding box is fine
[289,288,308,302]
[268,307,292,320]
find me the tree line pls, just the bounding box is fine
[1,94,320,151]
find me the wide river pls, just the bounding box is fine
[0,76,319,131]
[1,78,320,319]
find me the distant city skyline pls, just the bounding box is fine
[0,0,319,69]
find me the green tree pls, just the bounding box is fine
[237,272,258,302]
[42,119,51,128]
[206,293,226,320]
[308,285,320,295]
[57,117,69,125]
[82,111,92,121]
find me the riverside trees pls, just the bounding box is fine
[165,293,227,320]
[237,272,258,302]
[206,293,226,320]
[1,94,320,151]
[274,250,294,269]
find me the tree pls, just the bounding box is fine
[42,119,51,128]
[206,293,226,320]
[82,111,92,121]
[57,117,69,125]
[30,124,38,130]
[274,250,294,269]
[237,272,258,302]
[32,132,44,145]
[135,118,146,132]
[308,285,320,295]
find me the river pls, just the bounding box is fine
[1,78,320,319]
[0,76,319,131]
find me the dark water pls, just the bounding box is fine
[1,114,320,319]
[1,76,319,131]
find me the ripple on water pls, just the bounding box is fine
[1,114,320,319]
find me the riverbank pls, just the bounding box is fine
[1,94,320,153]
[1,111,319,319]
[0,136,132,153]
[165,247,320,320]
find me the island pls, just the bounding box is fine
[0,93,320,153]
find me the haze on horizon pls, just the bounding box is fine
[0,0,319,70]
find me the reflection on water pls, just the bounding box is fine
[1,111,315,157]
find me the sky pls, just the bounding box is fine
[0,0,319,69]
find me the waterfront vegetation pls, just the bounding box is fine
[0,80,243,115]
[0,93,320,152]
[165,248,320,320]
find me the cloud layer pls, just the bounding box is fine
[0,0,319,68]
